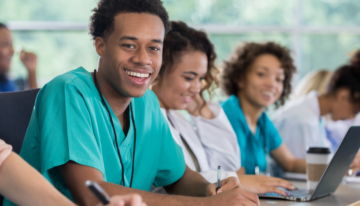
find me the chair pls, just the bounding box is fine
[0,89,40,153]
[0,89,40,206]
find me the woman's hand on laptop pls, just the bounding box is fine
[349,152,360,175]
[237,173,296,196]
[0,139,12,167]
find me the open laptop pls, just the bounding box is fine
[259,126,360,202]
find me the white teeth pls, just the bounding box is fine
[125,70,150,78]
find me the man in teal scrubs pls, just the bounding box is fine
[3,0,259,206]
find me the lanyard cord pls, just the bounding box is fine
[93,70,136,188]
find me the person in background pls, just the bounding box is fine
[272,62,360,173]
[287,68,360,174]
[0,139,146,206]
[221,42,306,175]
[0,22,37,92]
[4,1,258,206]
[152,22,297,196]
[290,70,333,100]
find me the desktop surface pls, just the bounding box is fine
[260,181,360,206]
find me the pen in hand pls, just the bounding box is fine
[85,180,110,205]
[216,166,221,192]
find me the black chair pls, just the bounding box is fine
[0,89,39,206]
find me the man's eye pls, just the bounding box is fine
[122,44,134,49]
[150,47,160,51]
[258,72,265,77]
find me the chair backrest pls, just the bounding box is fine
[0,89,40,153]
[0,89,39,206]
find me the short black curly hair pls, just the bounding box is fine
[90,0,170,41]
[221,42,297,107]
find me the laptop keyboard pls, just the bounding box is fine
[288,189,312,197]
[263,188,312,197]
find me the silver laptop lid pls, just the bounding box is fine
[310,126,360,200]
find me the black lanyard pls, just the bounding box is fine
[93,70,136,188]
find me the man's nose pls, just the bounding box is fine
[132,48,151,66]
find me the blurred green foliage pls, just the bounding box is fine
[1,0,360,87]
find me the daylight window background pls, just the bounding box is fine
[1,0,360,91]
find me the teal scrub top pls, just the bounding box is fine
[221,95,282,175]
[3,67,186,206]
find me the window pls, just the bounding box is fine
[1,0,360,86]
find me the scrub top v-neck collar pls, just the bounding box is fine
[233,96,263,146]
[86,68,135,147]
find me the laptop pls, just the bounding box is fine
[259,126,360,202]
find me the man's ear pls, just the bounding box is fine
[94,37,106,58]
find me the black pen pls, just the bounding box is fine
[85,180,110,205]
[216,166,221,192]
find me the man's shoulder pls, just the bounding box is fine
[47,67,90,88]
[35,67,93,107]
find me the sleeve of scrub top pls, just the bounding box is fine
[36,77,105,175]
[194,102,241,172]
[151,94,186,187]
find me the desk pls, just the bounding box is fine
[260,181,360,206]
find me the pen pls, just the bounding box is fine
[216,165,221,192]
[85,180,110,205]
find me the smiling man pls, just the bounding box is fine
[3,0,259,206]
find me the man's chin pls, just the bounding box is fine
[125,89,148,98]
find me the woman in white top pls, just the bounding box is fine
[152,21,296,196]
[272,63,360,171]
[0,139,146,206]
[282,69,360,171]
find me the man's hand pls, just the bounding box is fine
[206,176,240,196]
[20,50,37,73]
[238,174,296,196]
[100,195,147,206]
[0,139,12,166]
[205,188,260,206]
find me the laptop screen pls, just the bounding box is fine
[311,126,360,199]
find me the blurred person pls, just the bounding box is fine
[290,70,333,100]
[0,22,37,92]
[289,68,360,174]
[0,139,146,206]
[221,42,306,175]
[4,1,258,206]
[152,22,297,196]
[272,63,360,172]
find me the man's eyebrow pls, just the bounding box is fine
[120,36,138,41]
[119,36,163,44]
[152,39,163,44]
